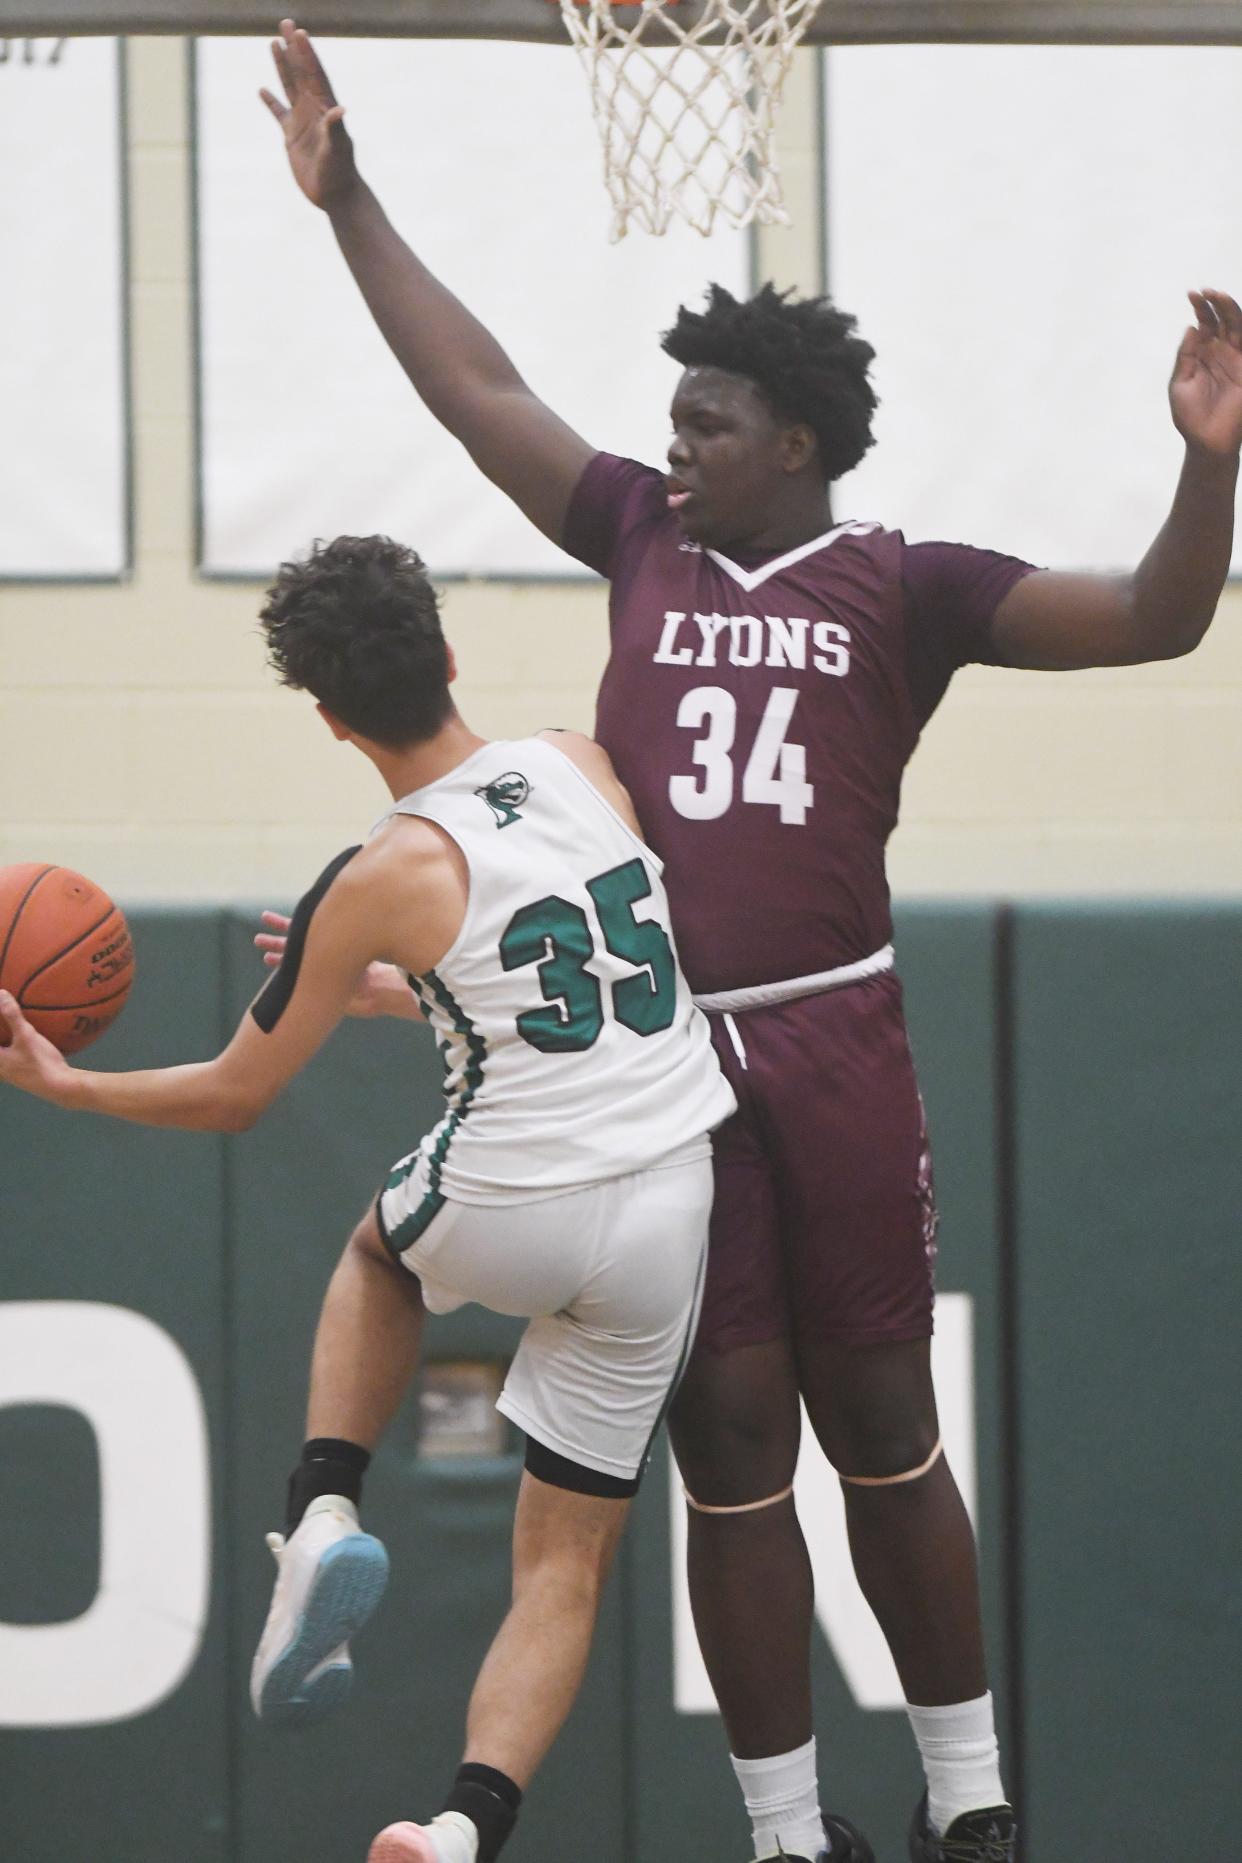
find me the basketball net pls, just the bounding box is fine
[553,0,823,239]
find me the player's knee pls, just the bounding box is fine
[671,1397,796,1503]
[670,1339,802,1501]
[515,1558,607,1635]
[830,1416,940,1484]
[801,1337,939,1479]
[516,1520,619,1606]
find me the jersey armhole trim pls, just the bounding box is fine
[381,809,477,981]
[535,736,664,876]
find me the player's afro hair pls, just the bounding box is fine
[260,534,453,748]
[661,282,878,483]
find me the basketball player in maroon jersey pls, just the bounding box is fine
[261,21,1242,1863]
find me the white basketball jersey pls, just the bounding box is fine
[377,736,735,1203]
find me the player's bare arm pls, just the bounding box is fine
[990,289,1242,671]
[0,831,453,1130]
[253,814,464,1021]
[537,729,646,839]
[261,19,594,545]
[256,907,422,1018]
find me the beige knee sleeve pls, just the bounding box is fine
[683,1482,795,1516]
[837,1436,944,1487]
[684,1438,944,1511]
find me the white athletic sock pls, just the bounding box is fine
[425,1811,479,1863]
[302,1493,359,1525]
[905,1692,1006,1836]
[731,1737,824,1861]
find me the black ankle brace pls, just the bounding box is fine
[284,1437,371,1535]
[440,1763,522,1863]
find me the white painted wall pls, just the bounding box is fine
[1,40,1238,904]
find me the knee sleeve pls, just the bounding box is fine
[684,1436,944,1510]
[683,1481,795,1515]
[837,1436,943,1487]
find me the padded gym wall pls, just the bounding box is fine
[0,911,231,1859]
[1010,902,1240,1860]
[1,900,1238,1861]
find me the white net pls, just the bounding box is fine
[555,0,823,238]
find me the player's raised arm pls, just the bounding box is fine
[0,854,386,1133]
[989,289,1242,671]
[260,18,595,546]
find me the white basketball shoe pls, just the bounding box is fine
[250,1494,389,1728]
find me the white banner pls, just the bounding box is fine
[0,36,128,579]
[195,37,750,580]
[825,45,1242,573]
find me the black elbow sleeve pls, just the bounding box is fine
[250,845,363,1034]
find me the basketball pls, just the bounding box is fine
[0,863,135,1055]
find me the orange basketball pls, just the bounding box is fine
[0,864,134,1055]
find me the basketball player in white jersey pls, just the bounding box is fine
[0,532,735,1863]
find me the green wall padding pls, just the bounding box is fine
[1011,903,1241,1860]
[0,910,231,1862]
[3,899,1238,1861]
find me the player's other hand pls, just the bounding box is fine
[254,908,294,970]
[0,992,75,1103]
[260,18,358,211]
[1170,289,1242,460]
[254,911,421,1020]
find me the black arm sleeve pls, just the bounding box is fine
[249,846,363,1034]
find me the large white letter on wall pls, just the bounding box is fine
[672,1292,975,1712]
[0,38,129,578]
[0,1302,211,1727]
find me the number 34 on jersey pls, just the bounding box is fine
[672,685,818,826]
[657,612,851,828]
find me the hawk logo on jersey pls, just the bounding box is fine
[476,772,531,829]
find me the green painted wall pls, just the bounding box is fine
[0,901,1236,1861]
[1010,904,1240,1860]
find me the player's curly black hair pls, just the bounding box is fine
[661,282,878,483]
[260,535,452,747]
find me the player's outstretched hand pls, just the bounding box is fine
[254,911,421,1020]
[0,992,74,1103]
[1170,289,1242,459]
[260,17,358,211]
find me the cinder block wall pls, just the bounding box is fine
[1,38,1239,902]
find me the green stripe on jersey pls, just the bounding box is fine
[389,970,487,1255]
[424,969,487,1111]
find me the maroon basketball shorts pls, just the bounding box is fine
[696,970,937,1354]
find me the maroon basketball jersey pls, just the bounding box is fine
[563,453,1036,994]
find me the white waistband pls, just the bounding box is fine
[692,944,895,1016]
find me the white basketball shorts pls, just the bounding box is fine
[376,1141,712,1494]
